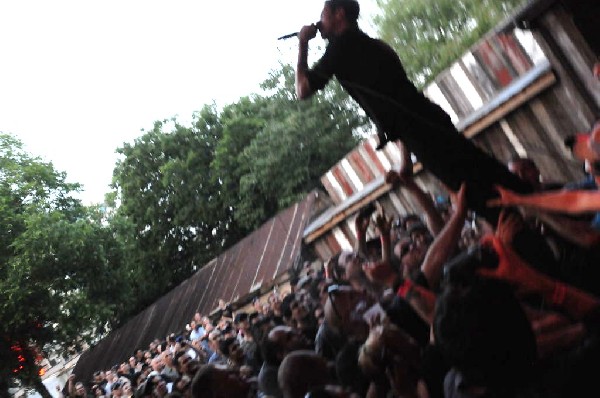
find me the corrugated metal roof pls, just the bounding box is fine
[72,193,315,380]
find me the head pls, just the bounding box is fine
[319,0,360,40]
[91,384,105,397]
[75,382,86,397]
[278,350,330,398]
[92,370,105,383]
[359,324,422,396]
[207,330,221,351]
[219,337,244,364]
[234,312,249,331]
[324,285,373,340]
[174,375,192,395]
[119,362,130,375]
[263,325,312,365]
[566,120,600,179]
[397,224,431,277]
[191,364,251,398]
[338,251,373,292]
[508,157,542,190]
[111,381,123,397]
[151,356,164,372]
[176,351,200,376]
[433,279,536,393]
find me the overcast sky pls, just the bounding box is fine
[0,0,379,204]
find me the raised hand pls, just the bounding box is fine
[487,185,522,207]
[495,209,524,245]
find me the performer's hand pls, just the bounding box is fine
[298,24,318,44]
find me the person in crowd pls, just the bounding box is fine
[258,325,313,397]
[191,364,254,398]
[277,350,330,398]
[160,351,180,382]
[359,323,425,398]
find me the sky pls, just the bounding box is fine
[0,0,379,204]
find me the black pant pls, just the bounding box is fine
[388,110,531,226]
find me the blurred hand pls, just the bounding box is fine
[355,213,371,236]
[477,236,539,294]
[385,169,414,189]
[362,260,396,288]
[375,212,392,237]
[449,183,467,214]
[487,185,521,207]
[495,209,524,245]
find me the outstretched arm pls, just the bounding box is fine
[535,211,600,248]
[296,25,318,99]
[420,183,468,290]
[478,236,600,321]
[489,185,600,214]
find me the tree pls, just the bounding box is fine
[0,134,130,397]
[109,105,229,307]
[231,65,368,229]
[109,63,369,304]
[374,0,526,86]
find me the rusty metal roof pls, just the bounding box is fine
[72,193,315,381]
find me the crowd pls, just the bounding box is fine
[59,1,600,397]
[59,120,600,398]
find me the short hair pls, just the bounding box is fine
[218,337,237,357]
[434,279,536,389]
[278,351,329,398]
[173,351,186,371]
[191,365,215,398]
[325,0,360,23]
[261,334,282,366]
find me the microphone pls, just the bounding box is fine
[277,22,321,40]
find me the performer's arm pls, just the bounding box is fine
[296,25,318,99]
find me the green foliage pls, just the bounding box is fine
[0,134,130,395]
[110,106,231,308]
[110,63,368,307]
[374,0,526,87]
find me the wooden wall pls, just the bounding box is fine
[305,0,600,261]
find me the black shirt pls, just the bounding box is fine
[307,28,452,146]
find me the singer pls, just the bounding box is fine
[295,0,532,226]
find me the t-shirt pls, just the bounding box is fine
[306,28,451,147]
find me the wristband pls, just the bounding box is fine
[397,278,414,299]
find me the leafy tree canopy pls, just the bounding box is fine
[0,134,131,397]
[109,64,369,307]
